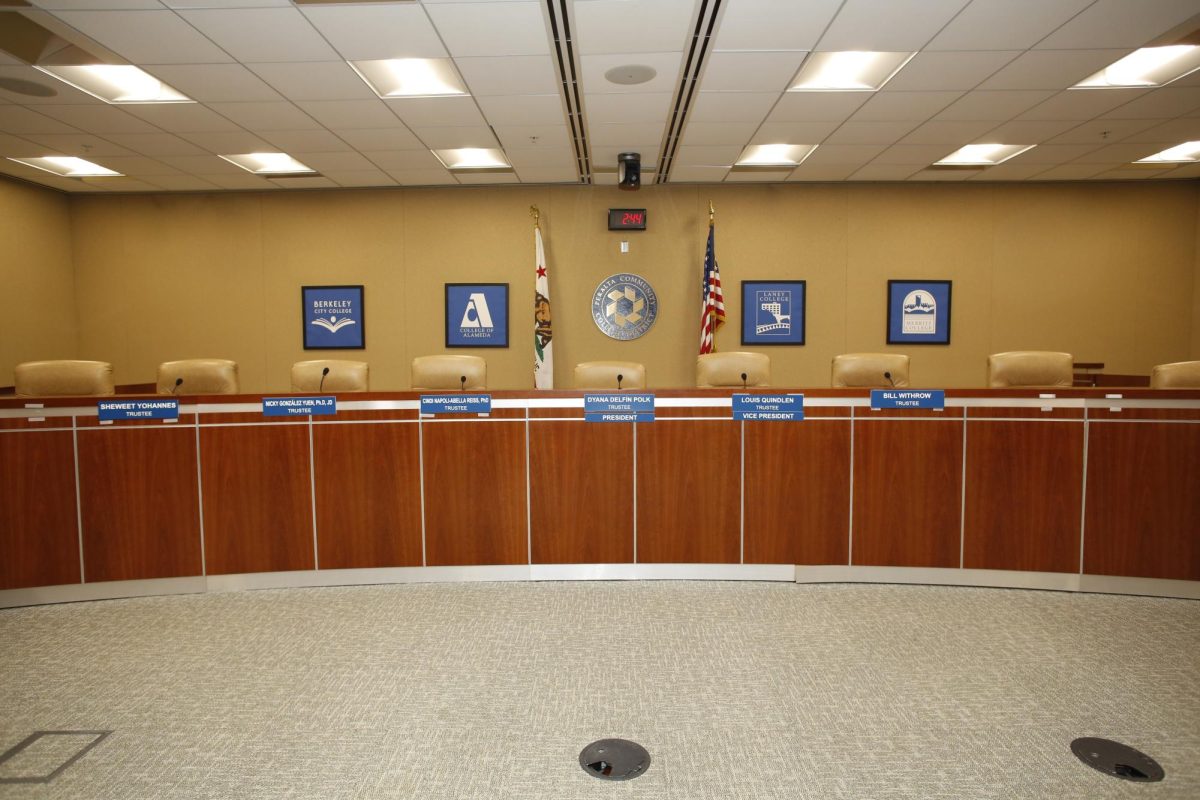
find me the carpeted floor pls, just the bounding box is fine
[1,581,1197,799]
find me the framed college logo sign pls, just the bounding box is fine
[302,285,365,349]
[887,280,952,345]
[741,280,806,345]
[446,283,509,347]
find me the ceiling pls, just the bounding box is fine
[2,0,1200,193]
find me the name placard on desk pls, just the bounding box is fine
[98,399,180,421]
[585,393,654,422]
[420,394,492,415]
[732,393,804,421]
[870,389,945,410]
[262,396,337,416]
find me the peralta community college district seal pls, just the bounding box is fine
[591,273,659,340]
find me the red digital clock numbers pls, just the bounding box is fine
[608,208,647,231]
[622,211,644,225]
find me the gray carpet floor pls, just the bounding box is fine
[1,581,1197,799]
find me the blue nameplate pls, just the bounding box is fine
[420,394,492,415]
[262,396,337,416]
[732,393,804,421]
[98,399,179,421]
[584,393,654,422]
[870,389,945,410]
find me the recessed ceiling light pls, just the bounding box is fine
[1135,141,1200,163]
[934,144,1035,166]
[1073,45,1200,88]
[432,148,512,172]
[734,143,818,168]
[788,51,916,92]
[349,59,469,98]
[219,153,317,175]
[8,156,122,177]
[34,65,192,104]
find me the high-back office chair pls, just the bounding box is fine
[14,360,115,397]
[986,351,1073,388]
[697,352,770,388]
[832,353,910,388]
[156,359,240,395]
[1150,360,1200,388]
[411,355,486,390]
[574,361,646,390]
[291,359,369,393]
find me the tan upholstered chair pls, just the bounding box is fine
[291,359,369,393]
[574,361,646,390]
[156,359,239,395]
[14,360,114,397]
[1150,360,1200,389]
[987,351,1072,388]
[832,353,910,388]
[697,352,770,388]
[412,355,486,390]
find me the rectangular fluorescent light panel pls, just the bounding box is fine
[735,144,818,167]
[432,148,511,171]
[34,65,191,104]
[350,59,469,98]
[934,144,1035,166]
[219,153,316,175]
[1074,45,1200,88]
[789,51,916,91]
[1136,141,1200,163]
[8,156,121,177]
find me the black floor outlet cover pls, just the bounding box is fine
[579,739,650,781]
[1070,737,1164,782]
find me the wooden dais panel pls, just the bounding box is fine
[0,430,80,589]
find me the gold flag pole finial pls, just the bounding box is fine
[708,200,715,224]
[530,205,540,228]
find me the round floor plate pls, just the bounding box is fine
[1071,737,1164,782]
[579,738,650,781]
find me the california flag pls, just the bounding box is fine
[534,225,554,388]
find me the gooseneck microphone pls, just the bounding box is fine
[617,373,624,391]
[171,377,183,395]
[884,371,896,388]
[319,366,330,392]
[741,372,748,391]
[460,375,467,392]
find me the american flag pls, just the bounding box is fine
[698,222,724,354]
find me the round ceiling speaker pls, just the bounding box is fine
[604,65,657,86]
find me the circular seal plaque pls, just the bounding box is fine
[591,273,659,340]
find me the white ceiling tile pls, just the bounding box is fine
[502,146,576,168]
[977,50,1131,90]
[1001,143,1102,163]
[18,134,135,157]
[160,1,293,9]
[669,165,730,182]
[724,170,792,182]
[935,90,1056,121]
[123,104,244,133]
[927,0,1094,51]
[249,62,376,102]
[899,119,998,144]
[104,132,210,155]
[409,125,498,148]
[574,0,696,55]
[1071,142,1168,163]
[141,64,285,103]
[0,132,64,158]
[80,176,165,191]
[33,105,160,134]
[592,144,660,165]
[824,120,921,144]
[458,56,560,97]
[267,176,339,189]
[847,164,922,180]
[1120,117,1200,143]
[296,100,400,129]
[32,1,164,9]
[1036,0,1200,50]
[1099,88,1200,120]
[257,130,351,153]
[324,169,398,188]
[907,168,975,181]
[178,130,274,153]
[580,52,682,95]
[385,96,487,127]
[493,124,571,150]
[363,150,445,170]
[299,4,446,60]
[207,102,321,131]
[673,145,741,165]
[588,122,664,146]
[0,66,101,105]
[455,172,519,184]
[883,51,1021,92]
[196,173,278,189]
[749,121,839,144]
[158,154,245,174]
[425,2,550,57]
[592,171,619,185]
[87,155,180,176]
[1029,164,1109,179]
[803,144,888,165]
[177,8,339,62]
[0,106,81,134]
[141,175,223,191]
[1046,118,1169,145]
[513,166,579,183]
[816,0,971,51]
[678,121,761,145]
[292,151,376,172]
[768,92,871,122]
[689,92,778,123]
[965,162,1050,180]
[853,91,963,121]
[786,163,860,180]
[475,94,565,125]
[1018,89,1148,121]
[385,168,457,185]
[713,0,841,51]
[333,128,424,151]
[872,143,959,164]
[1157,162,1200,178]
[585,92,673,123]
[976,119,1081,143]
[700,51,806,92]
[49,10,234,64]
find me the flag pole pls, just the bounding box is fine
[708,201,716,352]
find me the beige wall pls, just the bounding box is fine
[1194,197,1200,360]
[0,178,77,385]
[66,180,1199,391]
